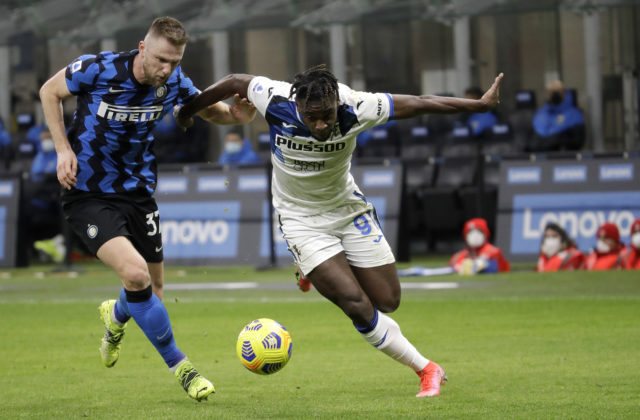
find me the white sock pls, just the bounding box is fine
[169,357,188,373]
[360,311,429,372]
[110,307,125,328]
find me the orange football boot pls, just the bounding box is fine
[295,268,312,292]
[416,361,447,397]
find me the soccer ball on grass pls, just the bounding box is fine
[236,318,292,375]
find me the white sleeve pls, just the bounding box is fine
[247,76,291,117]
[340,84,393,128]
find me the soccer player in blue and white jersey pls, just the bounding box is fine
[175,65,503,398]
[39,17,256,401]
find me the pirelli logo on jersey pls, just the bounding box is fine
[97,101,163,122]
[274,134,346,153]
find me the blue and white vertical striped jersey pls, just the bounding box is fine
[247,76,394,216]
[64,49,199,195]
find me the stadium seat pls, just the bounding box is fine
[356,122,400,158]
[400,125,438,159]
[401,160,436,253]
[256,132,271,160]
[439,126,477,158]
[404,159,436,190]
[483,123,516,157]
[426,111,456,146]
[482,156,501,187]
[418,157,476,250]
[8,140,38,175]
[459,184,498,238]
[509,90,537,153]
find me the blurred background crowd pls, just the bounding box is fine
[0,0,638,268]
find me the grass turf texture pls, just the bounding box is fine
[0,259,638,419]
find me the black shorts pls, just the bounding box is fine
[62,190,163,263]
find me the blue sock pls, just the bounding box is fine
[113,288,131,324]
[125,286,186,369]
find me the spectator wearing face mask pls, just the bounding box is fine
[528,80,585,152]
[218,129,261,166]
[450,218,510,275]
[30,129,57,181]
[20,127,64,263]
[536,223,585,272]
[623,218,640,270]
[584,223,626,271]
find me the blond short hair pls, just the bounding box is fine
[147,17,188,46]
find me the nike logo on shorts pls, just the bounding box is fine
[155,246,163,252]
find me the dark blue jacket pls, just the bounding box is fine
[467,111,498,137]
[0,120,10,147]
[30,150,58,182]
[218,139,261,165]
[26,124,47,150]
[533,91,584,138]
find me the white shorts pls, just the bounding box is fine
[277,200,396,276]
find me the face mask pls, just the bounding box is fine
[596,239,611,254]
[541,236,561,257]
[631,232,640,249]
[549,91,563,105]
[225,142,242,154]
[41,138,55,153]
[466,230,485,248]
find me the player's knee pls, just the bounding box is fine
[376,293,400,314]
[376,297,400,314]
[372,286,401,313]
[122,264,151,290]
[338,294,373,325]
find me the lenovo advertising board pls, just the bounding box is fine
[496,158,640,262]
[155,163,402,266]
[0,178,20,267]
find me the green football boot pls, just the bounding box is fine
[98,300,127,368]
[174,359,215,402]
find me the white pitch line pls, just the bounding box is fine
[400,282,462,290]
[162,282,463,291]
[165,282,260,290]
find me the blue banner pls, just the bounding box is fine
[159,201,241,258]
[155,163,402,266]
[509,192,640,254]
[0,178,20,267]
[497,158,640,262]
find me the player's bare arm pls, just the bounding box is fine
[194,93,257,126]
[39,68,78,190]
[392,73,504,119]
[175,73,255,129]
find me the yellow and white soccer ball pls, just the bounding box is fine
[236,318,292,375]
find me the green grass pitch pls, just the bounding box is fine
[0,259,638,419]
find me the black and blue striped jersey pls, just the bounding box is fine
[64,49,199,195]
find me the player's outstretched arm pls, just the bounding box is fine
[175,74,256,129]
[39,68,78,190]
[391,73,503,120]
[196,94,257,126]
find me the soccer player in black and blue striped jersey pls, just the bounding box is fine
[39,17,256,402]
